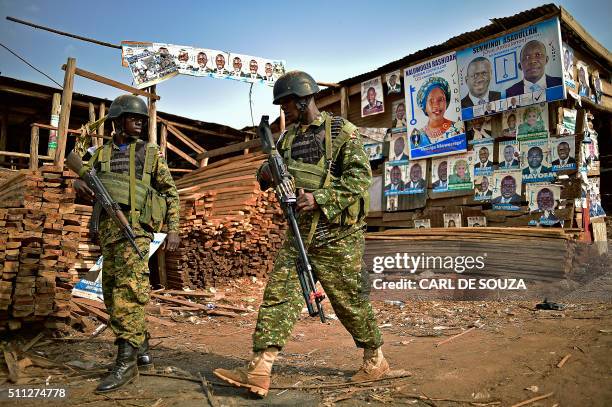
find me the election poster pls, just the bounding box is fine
[404,51,466,159]
[550,136,577,171]
[384,161,407,196]
[498,140,520,169]
[431,157,449,192]
[360,127,387,161]
[443,213,462,228]
[491,170,523,211]
[521,138,554,183]
[557,108,576,135]
[502,110,519,138]
[526,183,562,226]
[474,174,493,201]
[361,77,385,117]
[125,47,179,88]
[447,153,473,191]
[562,42,577,93]
[386,70,402,94]
[414,219,431,228]
[457,17,564,121]
[576,60,591,97]
[467,216,487,227]
[388,131,409,162]
[516,103,549,141]
[472,142,495,176]
[404,160,427,195]
[391,100,407,129]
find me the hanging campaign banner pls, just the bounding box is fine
[404,51,466,159]
[457,17,564,121]
[122,41,285,89]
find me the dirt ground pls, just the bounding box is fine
[1,278,611,407]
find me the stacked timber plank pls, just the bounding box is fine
[166,153,287,288]
[364,227,578,282]
[71,204,101,277]
[0,165,79,331]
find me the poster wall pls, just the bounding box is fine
[404,52,466,159]
[457,17,564,121]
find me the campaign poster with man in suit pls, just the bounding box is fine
[491,170,523,211]
[457,17,564,121]
[550,136,577,171]
[526,183,562,226]
[520,139,554,183]
[403,161,427,194]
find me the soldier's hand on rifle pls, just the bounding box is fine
[164,231,180,252]
[296,188,318,212]
[73,179,95,202]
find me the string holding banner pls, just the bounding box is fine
[121,41,286,89]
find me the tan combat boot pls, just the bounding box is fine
[213,347,278,397]
[351,347,390,382]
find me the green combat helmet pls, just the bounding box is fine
[273,71,320,105]
[107,94,149,120]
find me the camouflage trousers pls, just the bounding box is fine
[101,237,151,348]
[252,230,383,352]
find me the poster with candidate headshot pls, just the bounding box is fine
[447,153,473,191]
[361,77,385,117]
[466,116,495,145]
[403,161,427,194]
[457,17,564,121]
[360,128,387,161]
[520,138,553,183]
[391,100,407,129]
[502,110,519,138]
[431,157,449,192]
[404,52,466,159]
[474,175,493,201]
[550,136,576,171]
[576,60,591,97]
[386,70,402,94]
[472,143,495,176]
[384,162,407,196]
[443,213,462,228]
[562,42,576,92]
[516,103,549,141]
[414,219,431,229]
[527,183,562,226]
[386,194,399,212]
[467,216,487,227]
[388,132,409,162]
[498,140,520,169]
[491,170,523,210]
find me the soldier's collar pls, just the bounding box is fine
[294,111,329,132]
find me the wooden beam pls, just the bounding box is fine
[29,125,39,170]
[148,85,157,144]
[159,123,167,157]
[32,123,110,139]
[62,65,160,100]
[48,93,61,157]
[166,123,205,154]
[0,150,52,160]
[196,138,262,160]
[156,249,167,288]
[157,116,243,140]
[340,86,349,119]
[167,141,198,167]
[169,168,192,173]
[54,57,76,169]
[0,84,97,109]
[88,102,96,147]
[0,108,6,164]
[98,102,106,147]
[317,81,341,88]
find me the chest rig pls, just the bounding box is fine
[87,140,166,231]
[279,112,369,244]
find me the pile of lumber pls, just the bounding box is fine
[0,165,80,331]
[71,204,101,276]
[165,153,287,288]
[364,227,578,282]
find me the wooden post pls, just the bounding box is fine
[88,102,96,147]
[243,134,250,155]
[29,125,39,170]
[98,102,105,147]
[148,85,157,144]
[47,93,61,157]
[340,86,349,119]
[0,108,7,164]
[157,250,167,288]
[159,123,167,157]
[54,57,76,168]
[279,107,285,132]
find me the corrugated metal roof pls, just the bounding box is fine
[318,3,562,97]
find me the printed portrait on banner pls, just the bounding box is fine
[527,183,562,226]
[386,70,402,94]
[403,160,427,194]
[431,157,449,192]
[516,103,549,141]
[404,52,466,159]
[414,219,431,229]
[125,46,179,89]
[386,194,399,212]
[443,213,462,228]
[391,100,407,129]
[498,140,520,169]
[557,108,576,135]
[361,77,385,117]
[586,178,606,219]
[388,132,409,162]
[467,216,487,227]
[502,110,519,138]
[550,136,576,171]
[457,17,564,121]
[466,116,494,145]
[562,42,576,93]
[472,142,495,176]
[360,128,387,161]
[491,170,523,210]
[447,153,473,191]
[521,138,553,183]
[474,174,493,201]
[384,161,407,196]
[576,60,591,97]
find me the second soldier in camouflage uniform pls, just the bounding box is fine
[73,95,181,393]
[214,71,389,397]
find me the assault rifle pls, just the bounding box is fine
[66,151,145,260]
[258,115,326,322]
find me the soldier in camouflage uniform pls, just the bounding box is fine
[73,95,180,393]
[214,71,389,397]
